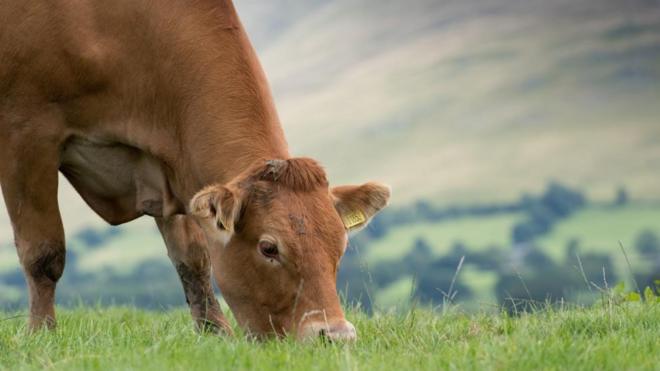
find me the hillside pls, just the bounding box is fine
[244,0,660,203]
[1,303,658,370]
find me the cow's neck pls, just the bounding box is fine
[180,95,290,199]
[75,0,290,204]
[171,15,290,201]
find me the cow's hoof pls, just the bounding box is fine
[27,315,57,333]
[196,318,234,336]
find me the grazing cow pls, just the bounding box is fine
[0,0,390,341]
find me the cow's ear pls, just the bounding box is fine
[331,182,391,231]
[190,184,243,233]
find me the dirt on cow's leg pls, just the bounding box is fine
[21,241,65,330]
[156,216,233,335]
[0,125,67,331]
[174,262,231,333]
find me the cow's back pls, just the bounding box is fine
[1,0,288,222]
[3,0,243,126]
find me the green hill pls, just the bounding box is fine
[243,0,660,204]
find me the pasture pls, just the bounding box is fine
[1,302,658,370]
[360,203,660,311]
[367,204,660,266]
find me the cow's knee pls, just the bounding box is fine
[18,240,65,330]
[21,241,66,285]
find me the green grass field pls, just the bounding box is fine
[368,204,660,267]
[362,204,660,308]
[537,205,660,263]
[1,303,658,370]
[365,213,522,263]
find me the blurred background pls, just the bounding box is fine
[1,0,659,312]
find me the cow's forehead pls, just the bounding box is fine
[243,189,345,251]
[258,188,338,228]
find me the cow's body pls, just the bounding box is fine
[2,0,287,221]
[1,0,389,340]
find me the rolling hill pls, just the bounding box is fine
[245,0,660,204]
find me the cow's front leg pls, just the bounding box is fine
[156,215,232,334]
[0,130,66,331]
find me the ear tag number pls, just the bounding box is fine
[342,209,366,229]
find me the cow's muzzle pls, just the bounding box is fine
[299,320,357,342]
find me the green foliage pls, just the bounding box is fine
[614,186,629,207]
[512,182,586,244]
[604,281,660,304]
[1,304,658,370]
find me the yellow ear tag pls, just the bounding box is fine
[342,209,366,229]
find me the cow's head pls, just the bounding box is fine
[190,158,390,341]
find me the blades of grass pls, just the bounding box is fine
[575,254,593,292]
[447,256,465,303]
[618,241,641,295]
[514,268,533,303]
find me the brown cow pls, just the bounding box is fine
[0,0,390,341]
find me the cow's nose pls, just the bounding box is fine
[300,320,357,342]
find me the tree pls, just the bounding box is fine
[614,186,629,206]
[512,222,536,244]
[541,182,585,218]
[635,230,659,255]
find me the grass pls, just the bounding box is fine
[0,303,658,370]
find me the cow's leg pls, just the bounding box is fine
[156,215,232,334]
[0,130,65,330]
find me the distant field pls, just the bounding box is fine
[365,213,522,263]
[538,205,660,264]
[1,304,658,370]
[75,221,166,275]
[363,204,660,306]
[373,267,500,311]
[0,219,168,275]
[0,244,15,272]
[366,204,660,267]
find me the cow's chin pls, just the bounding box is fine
[209,272,290,337]
[219,294,293,339]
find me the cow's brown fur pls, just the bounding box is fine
[0,0,390,340]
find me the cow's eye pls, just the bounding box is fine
[258,240,279,259]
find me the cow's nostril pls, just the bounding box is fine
[301,320,357,342]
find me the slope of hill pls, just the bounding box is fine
[245,0,660,204]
